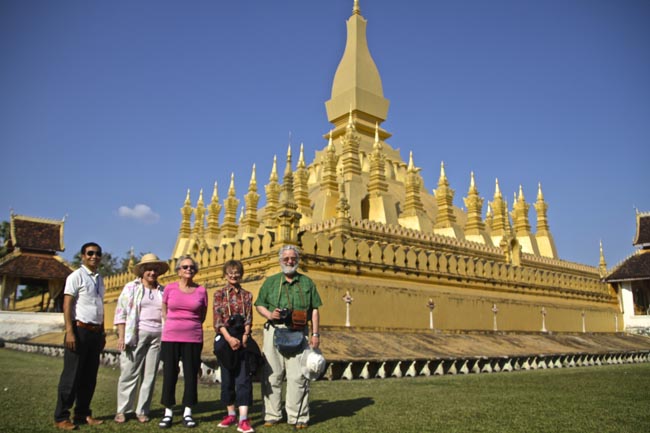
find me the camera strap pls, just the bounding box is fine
[224,286,248,321]
[276,279,307,311]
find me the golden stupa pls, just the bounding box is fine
[102,0,616,334]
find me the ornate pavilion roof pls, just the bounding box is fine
[605,250,650,283]
[0,252,72,280]
[633,212,650,246]
[8,214,65,253]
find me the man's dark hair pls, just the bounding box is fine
[81,242,102,255]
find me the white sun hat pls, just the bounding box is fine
[300,348,326,381]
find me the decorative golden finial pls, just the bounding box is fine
[599,240,607,276]
[408,151,415,171]
[374,122,381,149]
[353,0,361,15]
[328,130,334,149]
[487,203,493,217]
[184,189,191,205]
[249,164,257,189]
[228,173,236,196]
[470,171,476,188]
[212,182,219,201]
[238,206,244,223]
[518,184,525,202]
[197,188,204,206]
[537,182,544,201]
[270,155,278,182]
[284,143,293,177]
[298,143,306,169]
[494,178,501,197]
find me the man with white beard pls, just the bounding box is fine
[255,245,322,430]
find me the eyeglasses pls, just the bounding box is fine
[180,265,197,272]
[281,257,298,264]
[86,251,102,257]
[226,272,241,277]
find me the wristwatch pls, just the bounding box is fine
[312,333,320,337]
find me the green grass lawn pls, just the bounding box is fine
[1,348,649,433]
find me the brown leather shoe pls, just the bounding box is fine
[54,420,78,430]
[84,416,104,426]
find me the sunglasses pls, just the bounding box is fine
[180,265,197,272]
[86,251,102,257]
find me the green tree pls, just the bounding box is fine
[0,220,10,258]
[71,251,120,276]
[70,249,142,276]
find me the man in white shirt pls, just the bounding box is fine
[54,242,106,430]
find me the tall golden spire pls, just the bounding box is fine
[534,183,549,235]
[512,185,531,236]
[599,240,607,277]
[463,172,485,235]
[490,178,508,236]
[434,161,456,228]
[535,182,557,258]
[221,173,239,239]
[192,189,207,250]
[294,143,312,219]
[264,155,281,229]
[206,181,221,244]
[276,144,301,245]
[403,152,424,215]
[340,109,362,178]
[241,164,260,235]
[368,123,388,196]
[179,189,193,237]
[325,0,390,141]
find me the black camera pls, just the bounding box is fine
[228,314,245,329]
[278,308,292,323]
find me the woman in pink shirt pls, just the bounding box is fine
[158,255,207,429]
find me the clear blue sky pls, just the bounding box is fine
[1,0,649,270]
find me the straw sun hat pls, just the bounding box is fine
[133,253,170,277]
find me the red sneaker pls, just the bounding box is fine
[237,419,255,433]
[218,415,237,428]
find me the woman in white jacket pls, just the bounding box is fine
[113,254,169,424]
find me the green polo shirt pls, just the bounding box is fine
[255,272,322,313]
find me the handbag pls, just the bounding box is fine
[273,327,305,356]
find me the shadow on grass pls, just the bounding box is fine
[310,397,375,424]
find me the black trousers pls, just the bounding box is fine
[160,341,203,408]
[220,352,253,407]
[54,327,103,422]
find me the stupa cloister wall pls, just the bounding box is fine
[102,221,617,334]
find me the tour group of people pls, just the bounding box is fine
[53,242,323,432]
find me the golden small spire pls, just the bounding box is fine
[228,173,236,197]
[211,182,219,201]
[284,143,292,178]
[408,151,415,171]
[249,164,257,190]
[518,185,525,202]
[298,143,306,169]
[269,155,278,182]
[184,189,191,205]
[537,182,544,201]
[599,240,607,276]
[470,171,477,191]
[494,178,502,198]
[197,188,204,206]
[328,130,334,149]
